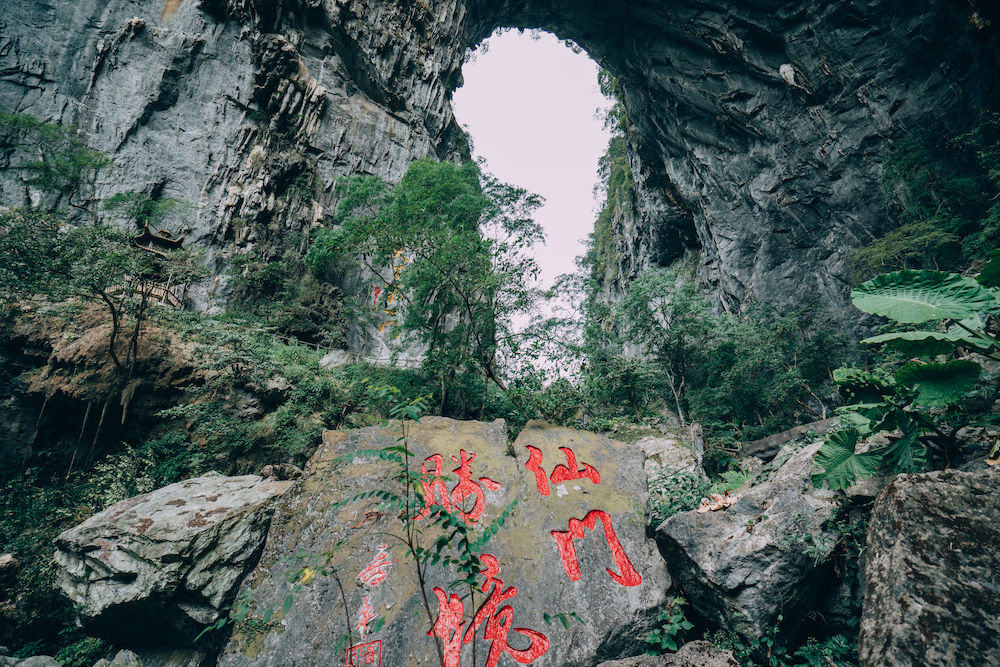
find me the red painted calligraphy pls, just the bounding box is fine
[356,596,377,639]
[416,450,502,524]
[524,445,549,496]
[551,509,642,587]
[415,454,452,520]
[524,445,601,496]
[428,588,465,667]
[450,449,502,523]
[345,640,381,667]
[357,544,393,587]
[550,447,601,485]
[429,554,549,667]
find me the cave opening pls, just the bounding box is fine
[451,28,612,311]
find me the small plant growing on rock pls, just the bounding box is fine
[645,596,694,654]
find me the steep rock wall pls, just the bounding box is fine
[1,0,998,329]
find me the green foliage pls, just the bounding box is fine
[155,316,331,464]
[811,429,883,491]
[103,190,187,231]
[229,249,347,348]
[0,113,110,220]
[706,624,858,667]
[311,159,543,406]
[814,265,1000,489]
[0,468,111,656]
[586,134,632,289]
[645,596,694,654]
[647,468,711,527]
[895,359,982,408]
[83,443,158,510]
[851,269,996,323]
[792,634,855,666]
[591,260,845,440]
[53,634,110,667]
[848,112,1000,281]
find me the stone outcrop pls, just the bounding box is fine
[0,658,60,667]
[93,650,142,667]
[3,0,997,331]
[656,442,845,637]
[596,640,739,667]
[54,472,295,647]
[859,467,1000,667]
[217,418,669,666]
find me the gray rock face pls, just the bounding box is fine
[93,650,142,667]
[656,442,842,636]
[3,1,997,331]
[859,467,1000,667]
[218,418,669,667]
[596,640,739,667]
[10,658,60,667]
[54,472,295,647]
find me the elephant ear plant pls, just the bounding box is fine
[813,260,1000,490]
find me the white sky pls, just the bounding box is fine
[451,30,611,292]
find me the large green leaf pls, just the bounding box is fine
[881,427,926,474]
[832,368,893,404]
[946,319,1000,352]
[861,331,960,356]
[977,249,1000,288]
[861,329,997,355]
[895,360,981,407]
[811,429,883,490]
[852,270,996,323]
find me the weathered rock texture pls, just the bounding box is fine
[54,472,294,647]
[3,0,998,328]
[217,418,668,666]
[596,640,739,667]
[656,442,843,637]
[859,467,1000,667]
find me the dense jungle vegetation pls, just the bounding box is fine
[1,91,1000,664]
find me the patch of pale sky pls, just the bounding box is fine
[451,30,612,294]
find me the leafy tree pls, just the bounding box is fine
[103,190,188,232]
[307,159,543,413]
[0,114,109,222]
[0,209,204,376]
[1,115,206,380]
[617,264,714,424]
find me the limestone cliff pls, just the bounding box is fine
[2,0,998,331]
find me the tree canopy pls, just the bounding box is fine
[306,159,543,410]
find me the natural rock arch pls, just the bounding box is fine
[1,0,997,326]
[458,0,1000,322]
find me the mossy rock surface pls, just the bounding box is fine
[218,418,668,666]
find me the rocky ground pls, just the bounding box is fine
[3,418,991,666]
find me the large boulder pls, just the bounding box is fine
[218,418,669,666]
[656,442,844,636]
[859,467,1000,666]
[54,472,295,647]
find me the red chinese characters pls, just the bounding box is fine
[429,554,549,667]
[356,596,377,639]
[550,509,642,587]
[416,450,502,523]
[524,445,601,496]
[345,639,381,667]
[357,544,392,587]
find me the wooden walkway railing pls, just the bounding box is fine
[106,281,183,309]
